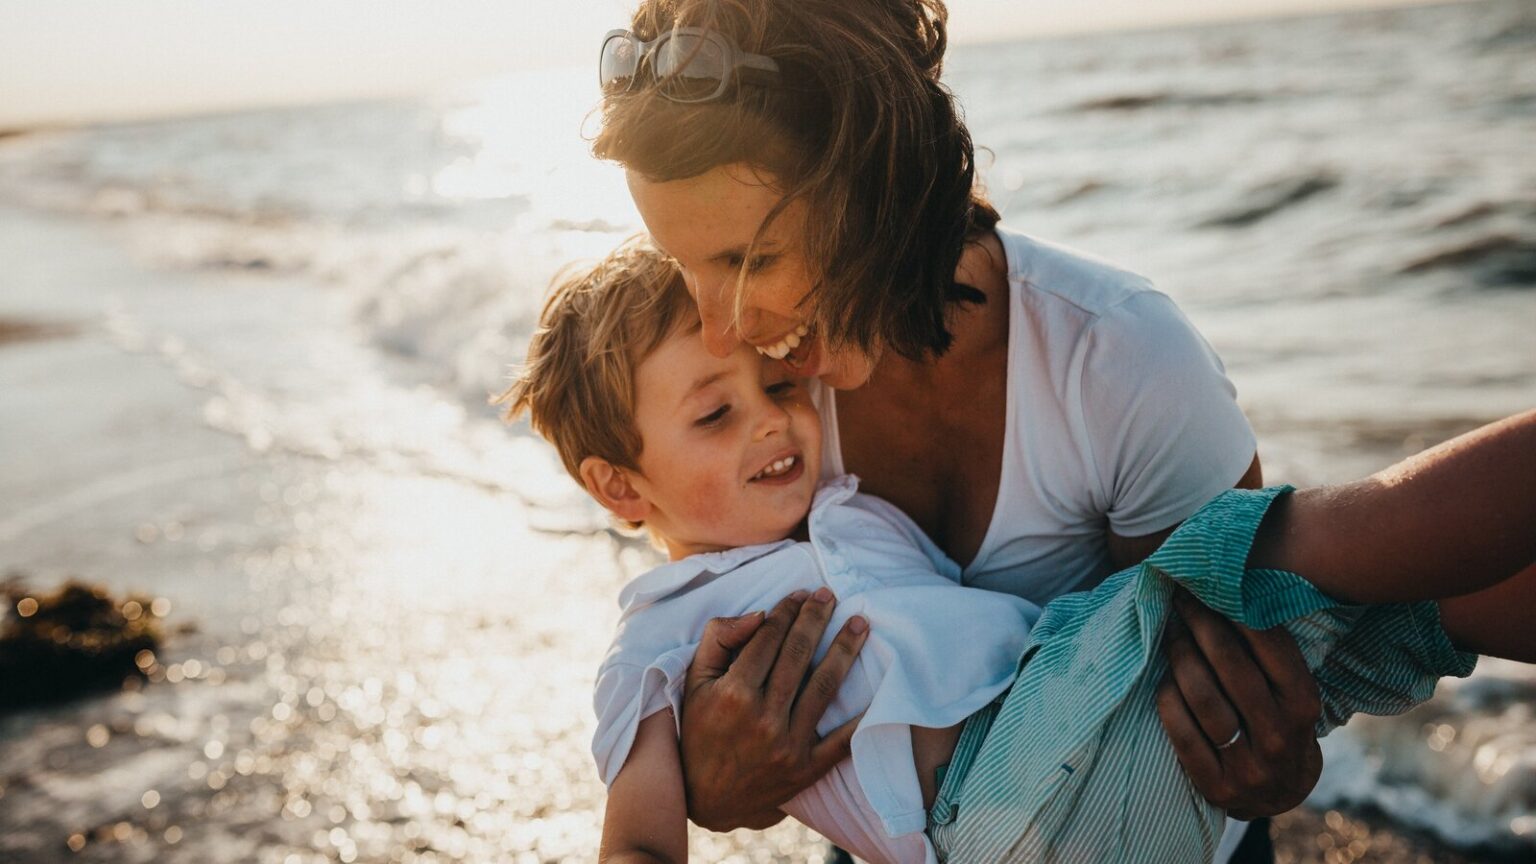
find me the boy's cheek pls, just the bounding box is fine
[672,476,739,520]
[792,404,823,475]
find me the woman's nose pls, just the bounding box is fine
[694,282,743,358]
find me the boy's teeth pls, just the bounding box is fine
[753,455,797,480]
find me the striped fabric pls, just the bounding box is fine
[927,697,1002,852]
[931,486,1477,863]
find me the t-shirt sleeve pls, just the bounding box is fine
[1078,290,1257,537]
[590,649,692,786]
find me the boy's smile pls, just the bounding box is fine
[624,322,822,560]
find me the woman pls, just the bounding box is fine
[593,1,1317,858]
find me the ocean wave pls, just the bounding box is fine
[1197,172,1339,229]
[1477,11,1536,50]
[1433,201,1507,229]
[1399,234,1536,289]
[1313,666,1536,857]
[1046,178,1110,205]
[1064,89,1271,113]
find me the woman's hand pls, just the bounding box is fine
[678,588,870,832]
[1156,588,1324,821]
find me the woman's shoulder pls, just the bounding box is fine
[993,225,1160,319]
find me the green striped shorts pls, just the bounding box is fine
[926,696,1001,860]
[921,486,1476,863]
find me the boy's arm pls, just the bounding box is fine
[1247,409,1536,606]
[600,709,691,864]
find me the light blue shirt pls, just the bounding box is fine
[592,475,1040,864]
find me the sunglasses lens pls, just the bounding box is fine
[599,35,640,89]
[653,33,728,102]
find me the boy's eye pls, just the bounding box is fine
[766,380,796,397]
[695,405,730,427]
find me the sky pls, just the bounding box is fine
[0,0,1471,127]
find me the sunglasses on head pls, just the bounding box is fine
[599,27,781,104]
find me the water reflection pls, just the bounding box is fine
[1,450,826,861]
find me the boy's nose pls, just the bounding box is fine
[753,399,791,440]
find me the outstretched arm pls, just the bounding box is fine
[1247,409,1536,606]
[601,709,691,864]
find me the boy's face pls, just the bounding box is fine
[627,325,822,559]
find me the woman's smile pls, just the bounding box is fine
[753,323,808,360]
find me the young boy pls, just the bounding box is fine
[499,239,1536,864]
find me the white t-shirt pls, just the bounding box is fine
[592,477,1041,864]
[818,225,1258,600]
[817,226,1259,859]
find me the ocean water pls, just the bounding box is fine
[1,1,1533,861]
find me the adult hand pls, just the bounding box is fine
[1156,588,1323,821]
[679,588,870,832]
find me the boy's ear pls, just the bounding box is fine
[579,456,650,524]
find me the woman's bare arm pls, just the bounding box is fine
[1439,562,1536,661]
[1246,409,1536,605]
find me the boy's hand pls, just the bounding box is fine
[678,589,869,832]
[1156,589,1323,820]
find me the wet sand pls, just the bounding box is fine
[1271,807,1492,864]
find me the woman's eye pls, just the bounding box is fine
[695,405,730,427]
[728,254,774,273]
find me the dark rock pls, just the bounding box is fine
[0,578,166,711]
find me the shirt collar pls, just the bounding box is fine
[615,474,862,612]
[812,473,860,511]
[617,540,794,611]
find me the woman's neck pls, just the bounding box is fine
[875,230,1010,391]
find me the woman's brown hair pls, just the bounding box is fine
[594,0,999,361]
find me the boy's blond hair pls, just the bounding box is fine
[496,237,697,494]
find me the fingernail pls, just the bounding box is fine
[788,590,810,602]
[813,587,834,603]
[848,615,868,635]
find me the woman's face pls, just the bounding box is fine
[626,163,878,389]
